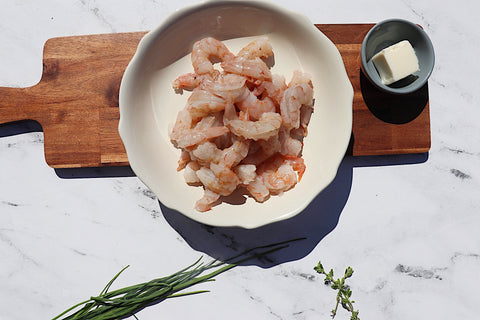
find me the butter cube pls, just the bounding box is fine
[371,40,420,85]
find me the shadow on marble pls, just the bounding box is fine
[160,156,350,268]
[0,120,43,137]
[159,152,427,268]
[350,152,429,167]
[55,166,136,179]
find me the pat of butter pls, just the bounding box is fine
[371,40,420,85]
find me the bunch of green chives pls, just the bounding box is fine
[53,238,304,320]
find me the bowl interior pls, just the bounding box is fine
[361,19,435,94]
[119,1,353,228]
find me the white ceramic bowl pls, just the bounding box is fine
[119,0,353,229]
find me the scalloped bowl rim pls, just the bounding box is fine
[119,0,353,229]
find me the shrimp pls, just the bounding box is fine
[285,156,306,181]
[236,89,276,121]
[219,139,250,168]
[246,175,270,202]
[191,37,235,75]
[279,127,303,157]
[184,161,201,184]
[170,109,193,139]
[279,71,314,126]
[289,70,313,87]
[289,104,314,140]
[256,154,305,195]
[193,114,216,129]
[242,134,281,166]
[223,98,238,125]
[186,88,227,121]
[255,74,287,106]
[191,141,221,166]
[234,164,257,185]
[295,105,314,138]
[279,82,314,130]
[177,150,191,171]
[174,127,229,149]
[227,112,282,141]
[263,163,298,194]
[200,73,247,100]
[170,37,315,211]
[237,37,273,60]
[221,57,272,81]
[196,164,239,196]
[172,72,218,91]
[170,109,229,149]
[195,189,221,212]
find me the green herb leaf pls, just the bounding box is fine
[314,262,360,320]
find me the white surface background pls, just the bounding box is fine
[1,0,479,319]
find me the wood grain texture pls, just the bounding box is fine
[0,25,430,168]
[0,32,146,168]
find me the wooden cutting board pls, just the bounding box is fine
[0,24,430,169]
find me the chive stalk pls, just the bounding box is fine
[53,238,304,320]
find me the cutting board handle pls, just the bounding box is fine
[0,86,41,126]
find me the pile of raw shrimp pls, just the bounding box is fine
[169,36,314,212]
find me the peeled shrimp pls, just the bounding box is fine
[245,175,270,202]
[234,164,257,185]
[170,109,192,138]
[289,70,313,87]
[263,163,298,194]
[196,164,240,196]
[174,126,229,149]
[200,73,247,100]
[184,161,201,184]
[279,127,303,157]
[195,189,221,212]
[242,135,281,166]
[284,156,306,181]
[237,37,273,60]
[254,74,287,106]
[177,150,191,171]
[236,89,276,121]
[296,105,314,138]
[186,88,227,121]
[191,37,235,75]
[280,82,314,130]
[190,138,249,169]
[227,112,282,141]
[219,139,250,168]
[170,36,315,211]
[221,57,272,81]
[257,155,306,195]
[191,141,221,166]
[172,72,218,91]
[169,109,228,149]
[223,98,238,125]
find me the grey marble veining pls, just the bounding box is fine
[1,0,480,319]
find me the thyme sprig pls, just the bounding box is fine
[53,238,304,320]
[314,262,359,320]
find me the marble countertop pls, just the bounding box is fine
[1,0,479,319]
